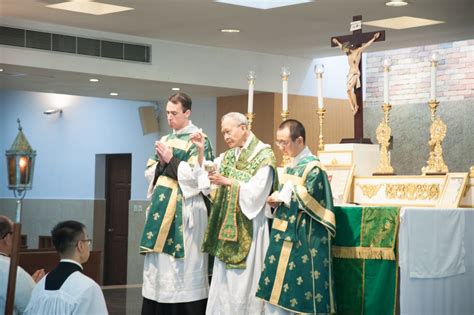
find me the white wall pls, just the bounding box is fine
[0,90,217,200]
[2,17,320,97]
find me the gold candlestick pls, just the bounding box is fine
[421,100,449,175]
[246,112,255,131]
[373,103,395,175]
[317,108,326,151]
[280,110,291,167]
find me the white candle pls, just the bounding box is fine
[383,58,391,104]
[314,64,325,109]
[430,53,437,101]
[282,80,288,111]
[281,67,290,112]
[317,75,324,109]
[247,71,255,113]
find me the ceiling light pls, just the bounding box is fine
[46,1,134,16]
[364,16,444,30]
[0,69,4,72]
[109,92,119,96]
[89,78,99,82]
[215,0,312,10]
[43,109,63,115]
[171,87,181,91]
[385,0,408,6]
[221,29,241,33]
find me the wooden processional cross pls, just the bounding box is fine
[331,15,385,142]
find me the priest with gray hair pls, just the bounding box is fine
[190,112,277,314]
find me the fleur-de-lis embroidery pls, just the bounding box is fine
[269,255,276,264]
[323,258,329,267]
[167,238,174,245]
[177,195,182,202]
[300,219,306,227]
[146,232,153,239]
[175,244,182,252]
[285,236,291,241]
[283,283,289,292]
[159,193,166,201]
[179,225,184,232]
[310,248,318,257]
[318,182,323,190]
[289,215,296,223]
[305,291,312,300]
[301,255,309,263]
[315,293,323,303]
[289,261,296,270]
[311,270,320,279]
[290,298,298,307]
[263,263,266,271]
[320,199,326,207]
[320,236,328,244]
[153,213,160,221]
[281,213,288,220]
[325,281,329,289]
[296,276,303,285]
[274,233,281,242]
[264,277,270,285]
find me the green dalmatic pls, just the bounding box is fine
[140,132,213,258]
[256,155,337,314]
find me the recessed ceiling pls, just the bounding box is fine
[0,0,472,100]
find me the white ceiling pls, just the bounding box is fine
[1,0,473,100]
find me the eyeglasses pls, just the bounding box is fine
[77,239,92,247]
[275,140,291,148]
[1,232,12,239]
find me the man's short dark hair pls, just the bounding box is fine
[51,221,85,255]
[168,92,192,112]
[0,216,12,239]
[279,119,306,144]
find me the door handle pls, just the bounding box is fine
[107,228,114,232]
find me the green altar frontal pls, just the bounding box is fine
[333,206,399,315]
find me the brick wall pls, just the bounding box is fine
[365,40,474,107]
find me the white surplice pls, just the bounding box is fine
[206,134,273,315]
[0,255,35,315]
[24,270,107,315]
[142,122,210,303]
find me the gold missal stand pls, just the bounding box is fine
[421,100,449,175]
[373,103,395,175]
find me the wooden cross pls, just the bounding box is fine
[331,15,385,142]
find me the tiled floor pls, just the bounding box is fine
[102,284,142,315]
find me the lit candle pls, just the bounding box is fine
[315,64,325,109]
[19,156,28,184]
[430,53,438,101]
[383,58,391,104]
[247,71,256,113]
[281,67,290,112]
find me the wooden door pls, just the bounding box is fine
[104,154,131,285]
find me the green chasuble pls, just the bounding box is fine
[202,133,276,269]
[139,131,214,258]
[256,155,336,314]
[332,206,399,315]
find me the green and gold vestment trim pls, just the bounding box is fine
[202,134,276,269]
[256,154,336,314]
[140,132,214,258]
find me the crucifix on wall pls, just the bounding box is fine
[331,15,385,142]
